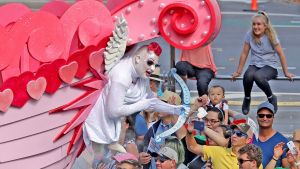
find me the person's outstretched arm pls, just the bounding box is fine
[203,127,228,147]
[107,81,183,119]
[185,123,204,156]
[107,81,159,119]
[275,44,295,80]
[265,142,286,169]
[232,42,250,80]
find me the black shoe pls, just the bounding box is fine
[242,97,251,115]
[268,95,278,113]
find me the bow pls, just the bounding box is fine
[155,68,190,142]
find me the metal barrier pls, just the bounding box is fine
[215,75,300,81]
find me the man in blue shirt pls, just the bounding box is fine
[138,90,185,169]
[253,102,289,168]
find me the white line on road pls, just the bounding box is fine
[212,48,223,52]
[278,67,297,70]
[225,91,300,95]
[183,90,300,96]
[219,0,269,3]
[291,21,300,24]
[222,11,300,17]
[217,67,226,70]
[274,25,300,28]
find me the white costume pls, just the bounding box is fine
[82,18,183,169]
[83,50,182,146]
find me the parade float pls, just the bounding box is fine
[0,0,221,168]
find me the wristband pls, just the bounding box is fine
[187,130,196,135]
[187,130,193,135]
[272,156,278,161]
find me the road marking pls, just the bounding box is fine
[226,91,300,96]
[219,0,269,3]
[229,100,300,106]
[291,21,300,24]
[222,11,300,17]
[217,67,226,70]
[273,25,300,28]
[188,91,300,96]
[278,67,297,70]
[212,47,223,52]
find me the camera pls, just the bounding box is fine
[193,120,205,132]
[287,141,298,155]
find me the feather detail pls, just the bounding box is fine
[104,16,128,72]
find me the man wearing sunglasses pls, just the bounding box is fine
[186,121,262,169]
[155,146,178,169]
[237,144,263,169]
[252,101,289,168]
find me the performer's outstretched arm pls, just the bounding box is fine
[107,81,182,119]
[107,81,157,119]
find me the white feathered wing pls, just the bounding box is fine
[104,16,128,73]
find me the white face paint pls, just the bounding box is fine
[134,47,159,79]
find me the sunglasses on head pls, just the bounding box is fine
[116,159,142,169]
[155,155,171,163]
[238,158,253,165]
[232,130,248,138]
[257,11,266,16]
[257,11,269,23]
[257,114,273,118]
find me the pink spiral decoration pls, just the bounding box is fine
[158,1,221,50]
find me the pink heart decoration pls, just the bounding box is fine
[26,77,47,100]
[89,48,104,73]
[59,61,78,84]
[0,89,14,112]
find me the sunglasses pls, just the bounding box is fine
[147,59,155,66]
[232,130,248,138]
[257,114,273,119]
[155,155,171,163]
[238,158,253,165]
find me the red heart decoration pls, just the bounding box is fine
[0,71,34,107]
[67,36,109,79]
[26,77,47,100]
[89,48,104,73]
[36,59,66,94]
[59,61,78,84]
[0,89,14,112]
[68,45,97,79]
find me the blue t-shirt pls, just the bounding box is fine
[253,132,288,168]
[245,30,279,69]
[135,114,148,136]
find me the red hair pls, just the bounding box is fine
[147,42,162,56]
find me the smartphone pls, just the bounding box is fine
[194,120,205,132]
[287,141,298,155]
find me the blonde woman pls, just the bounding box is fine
[232,11,295,115]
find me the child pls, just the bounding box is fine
[207,85,229,124]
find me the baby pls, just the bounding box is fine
[207,85,229,124]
